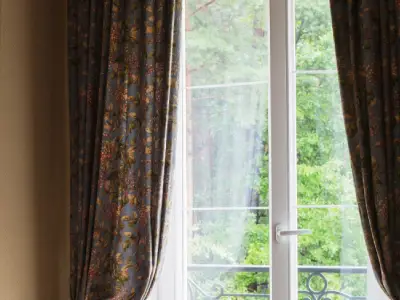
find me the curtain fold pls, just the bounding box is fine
[330,0,400,298]
[68,0,181,299]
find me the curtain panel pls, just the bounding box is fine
[330,0,400,298]
[68,1,181,299]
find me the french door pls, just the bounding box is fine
[177,0,370,299]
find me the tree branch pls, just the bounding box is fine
[189,0,217,18]
[296,19,305,45]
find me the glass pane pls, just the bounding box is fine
[298,208,367,267]
[188,211,269,299]
[186,0,269,86]
[295,0,336,70]
[186,85,269,299]
[294,2,368,299]
[185,0,269,298]
[188,84,269,209]
[189,270,269,300]
[297,208,368,299]
[296,74,354,206]
[298,269,367,300]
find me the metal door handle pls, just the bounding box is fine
[276,224,312,243]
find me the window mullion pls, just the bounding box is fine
[269,0,291,299]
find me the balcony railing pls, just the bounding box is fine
[188,264,367,300]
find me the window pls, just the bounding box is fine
[153,0,387,299]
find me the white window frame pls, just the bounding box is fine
[154,0,297,298]
[269,0,293,298]
[152,0,387,299]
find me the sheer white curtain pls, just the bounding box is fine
[150,90,185,300]
[367,261,389,300]
[149,204,183,300]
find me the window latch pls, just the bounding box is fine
[275,224,312,243]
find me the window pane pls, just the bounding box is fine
[298,269,367,300]
[188,84,269,209]
[295,0,336,70]
[186,84,269,299]
[188,211,270,299]
[294,2,368,299]
[186,0,269,85]
[296,74,354,206]
[298,208,367,267]
[185,0,269,298]
[297,208,368,299]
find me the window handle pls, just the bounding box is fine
[275,224,312,243]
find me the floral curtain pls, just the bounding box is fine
[330,0,400,298]
[68,0,181,299]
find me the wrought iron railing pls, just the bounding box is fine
[188,264,367,300]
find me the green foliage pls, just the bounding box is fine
[186,0,368,298]
[186,0,269,85]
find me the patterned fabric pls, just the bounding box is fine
[68,1,181,299]
[330,0,400,298]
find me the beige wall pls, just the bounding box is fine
[0,0,69,299]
